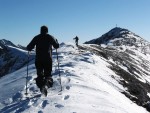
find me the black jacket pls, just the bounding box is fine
[27,34,59,61]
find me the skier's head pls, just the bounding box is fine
[41,25,48,34]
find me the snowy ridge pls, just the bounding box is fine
[0,42,149,113]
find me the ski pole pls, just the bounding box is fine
[56,49,62,91]
[25,51,29,95]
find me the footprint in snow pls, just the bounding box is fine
[40,100,49,108]
[66,86,70,90]
[55,104,64,108]
[29,86,36,91]
[64,95,70,100]
[38,110,43,113]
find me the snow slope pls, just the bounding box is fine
[0,39,34,77]
[0,42,149,113]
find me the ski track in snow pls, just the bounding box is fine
[0,42,149,113]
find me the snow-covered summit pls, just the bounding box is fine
[85,27,149,48]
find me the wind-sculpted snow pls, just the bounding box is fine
[79,44,150,111]
[0,42,149,113]
[84,27,150,110]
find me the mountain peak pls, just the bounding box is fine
[85,27,147,47]
[108,27,129,33]
[0,39,17,47]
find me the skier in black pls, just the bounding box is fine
[26,25,59,96]
[73,36,79,47]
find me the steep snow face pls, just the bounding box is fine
[84,28,150,107]
[79,43,150,110]
[0,42,149,113]
[85,27,150,54]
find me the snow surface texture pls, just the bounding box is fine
[0,42,149,113]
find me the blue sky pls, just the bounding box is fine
[0,0,150,46]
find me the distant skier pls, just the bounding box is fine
[26,25,59,96]
[73,36,79,47]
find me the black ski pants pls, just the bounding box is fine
[35,59,52,88]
